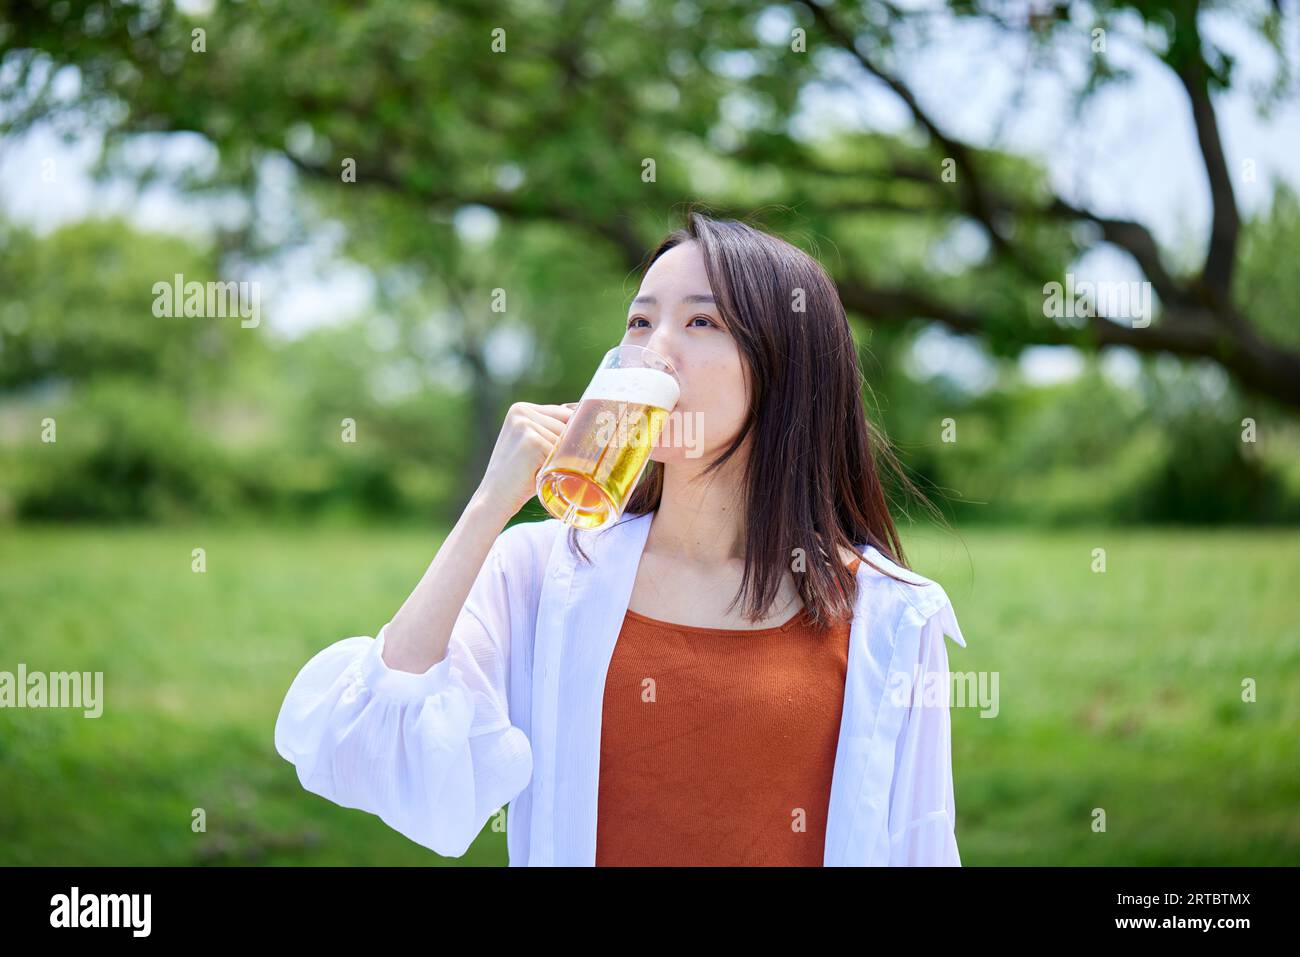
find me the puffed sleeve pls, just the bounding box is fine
[887,598,967,866]
[273,534,533,858]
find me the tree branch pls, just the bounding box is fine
[1170,2,1241,309]
[837,278,1300,409]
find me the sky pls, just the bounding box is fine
[1,1,1297,391]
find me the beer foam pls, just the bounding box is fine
[579,366,680,409]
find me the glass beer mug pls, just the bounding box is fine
[535,344,680,530]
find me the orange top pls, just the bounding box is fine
[595,556,862,866]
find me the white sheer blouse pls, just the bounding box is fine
[274,510,968,865]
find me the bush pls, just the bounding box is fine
[15,378,240,522]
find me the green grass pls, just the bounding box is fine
[0,523,1297,865]
[910,525,1300,865]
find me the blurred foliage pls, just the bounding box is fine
[14,376,237,521]
[0,1,1298,526]
[867,185,1300,527]
[1237,181,1300,353]
[2,198,1299,525]
[0,216,253,391]
[0,210,632,523]
[889,359,1300,527]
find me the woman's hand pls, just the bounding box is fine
[475,401,578,518]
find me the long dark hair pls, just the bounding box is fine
[566,206,944,629]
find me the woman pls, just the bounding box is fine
[274,209,968,866]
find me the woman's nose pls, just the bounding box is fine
[643,332,682,375]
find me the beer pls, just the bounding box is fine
[536,347,680,530]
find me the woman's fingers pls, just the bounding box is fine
[524,402,578,435]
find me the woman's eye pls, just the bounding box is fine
[627,315,716,329]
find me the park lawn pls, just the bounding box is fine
[0,522,1297,865]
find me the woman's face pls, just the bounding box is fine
[620,240,749,466]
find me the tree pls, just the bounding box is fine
[2,0,1297,409]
